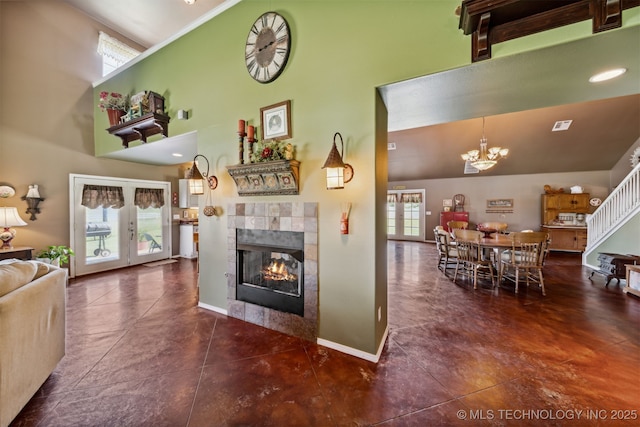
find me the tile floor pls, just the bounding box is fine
[10,242,640,426]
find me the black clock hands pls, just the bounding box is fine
[258,40,275,53]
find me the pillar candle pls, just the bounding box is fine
[238,119,245,134]
[248,125,255,140]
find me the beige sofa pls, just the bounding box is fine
[0,260,66,427]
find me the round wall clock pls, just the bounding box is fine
[589,197,602,207]
[245,12,291,83]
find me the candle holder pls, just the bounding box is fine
[247,135,256,163]
[21,195,44,221]
[238,131,246,164]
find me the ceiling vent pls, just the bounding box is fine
[464,160,480,174]
[552,120,573,131]
[388,142,396,150]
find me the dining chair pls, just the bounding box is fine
[452,229,494,289]
[434,226,458,274]
[498,231,549,295]
[447,220,469,233]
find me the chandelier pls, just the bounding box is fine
[461,117,508,171]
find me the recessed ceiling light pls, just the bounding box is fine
[172,153,184,157]
[589,68,627,83]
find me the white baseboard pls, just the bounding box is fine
[317,325,389,363]
[198,301,227,315]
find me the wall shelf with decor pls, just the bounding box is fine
[107,112,171,148]
[227,160,300,196]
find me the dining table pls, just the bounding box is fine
[477,233,516,274]
[478,233,514,249]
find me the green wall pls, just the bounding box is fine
[94,0,634,355]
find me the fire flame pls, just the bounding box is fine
[262,259,297,282]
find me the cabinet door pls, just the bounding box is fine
[576,229,588,251]
[543,194,560,210]
[547,229,576,250]
[558,194,575,211]
[573,194,590,211]
[558,194,590,211]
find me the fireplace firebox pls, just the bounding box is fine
[236,229,304,316]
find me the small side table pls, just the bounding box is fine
[0,246,34,261]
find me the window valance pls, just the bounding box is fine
[134,188,165,209]
[97,31,140,64]
[401,193,423,203]
[81,185,125,209]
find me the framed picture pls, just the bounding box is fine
[261,100,291,140]
[487,199,514,209]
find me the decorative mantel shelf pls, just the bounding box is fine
[227,160,300,196]
[107,112,170,148]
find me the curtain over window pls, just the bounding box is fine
[97,31,140,75]
[81,185,125,209]
[97,31,140,63]
[401,193,423,203]
[387,193,398,203]
[134,188,165,209]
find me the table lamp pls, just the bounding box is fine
[0,207,28,248]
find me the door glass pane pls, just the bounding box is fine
[137,206,163,256]
[403,202,420,236]
[387,202,396,235]
[85,207,119,264]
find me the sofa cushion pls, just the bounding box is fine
[0,260,38,298]
[29,260,55,280]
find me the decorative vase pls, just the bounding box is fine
[106,108,125,126]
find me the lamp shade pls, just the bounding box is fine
[0,207,27,227]
[322,132,353,190]
[186,163,205,195]
[0,207,27,249]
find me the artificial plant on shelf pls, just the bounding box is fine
[98,91,129,112]
[99,91,130,126]
[250,140,295,163]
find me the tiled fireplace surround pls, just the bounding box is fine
[227,202,318,341]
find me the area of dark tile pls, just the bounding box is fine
[9,244,640,426]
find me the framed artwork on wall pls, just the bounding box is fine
[487,199,514,208]
[260,100,291,140]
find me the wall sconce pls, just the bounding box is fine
[0,206,27,248]
[321,132,354,190]
[187,154,218,195]
[21,184,44,220]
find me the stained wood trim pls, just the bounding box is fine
[460,0,640,62]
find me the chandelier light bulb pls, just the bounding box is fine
[461,118,508,171]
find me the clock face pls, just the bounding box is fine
[589,197,602,207]
[245,12,291,83]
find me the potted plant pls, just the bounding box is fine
[98,91,130,126]
[36,245,75,267]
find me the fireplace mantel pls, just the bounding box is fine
[227,160,300,196]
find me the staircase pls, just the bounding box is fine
[583,162,640,267]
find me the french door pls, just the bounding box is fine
[70,175,171,277]
[387,189,425,241]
